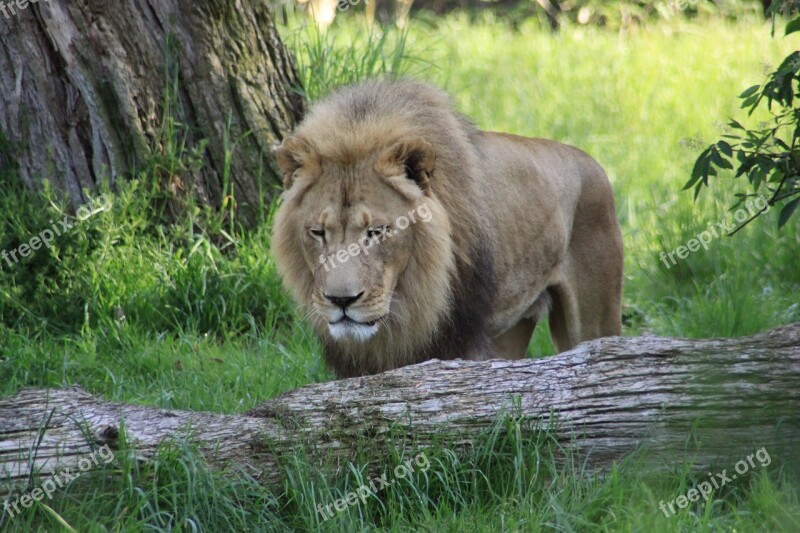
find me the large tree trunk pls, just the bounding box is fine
[1,323,799,490]
[0,0,303,223]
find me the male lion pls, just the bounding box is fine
[272,79,623,378]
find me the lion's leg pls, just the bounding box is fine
[547,283,582,352]
[492,318,536,360]
[549,276,621,353]
[549,233,623,352]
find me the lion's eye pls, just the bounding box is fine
[309,227,326,240]
[366,226,387,240]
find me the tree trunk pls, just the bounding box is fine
[1,324,799,490]
[0,0,303,223]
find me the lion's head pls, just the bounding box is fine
[272,80,495,377]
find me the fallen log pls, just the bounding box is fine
[1,323,799,489]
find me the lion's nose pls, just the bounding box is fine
[326,291,364,310]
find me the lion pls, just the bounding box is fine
[272,79,623,378]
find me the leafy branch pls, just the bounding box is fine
[685,4,800,230]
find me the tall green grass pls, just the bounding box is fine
[1,11,799,533]
[282,18,433,101]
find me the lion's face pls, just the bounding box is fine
[298,171,434,342]
[273,135,454,348]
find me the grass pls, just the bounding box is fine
[2,9,800,532]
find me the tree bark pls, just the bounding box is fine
[1,323,799,490]
[0,0,303,222]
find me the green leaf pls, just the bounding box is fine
[768,169,784,185]
[778,53,800,74]
[739,85,760,99]
[778,197,800,228]
[786,18,800,36]
[741,94,759,109]
[685,149,711,190]
[736,150,749,164]
[710,148,732,170]
[683,171,702,191]
[752,169,763,190]
[756,156,776,173]
[717,140,733,157]
[773,138,791,150]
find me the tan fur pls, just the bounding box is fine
[272,79,623,378]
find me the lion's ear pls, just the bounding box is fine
[376,137,436,193]
[276,135,317,190]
